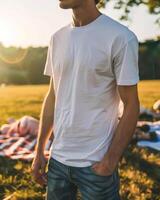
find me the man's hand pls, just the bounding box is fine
[31,153,48,186]
[91,159,115,176]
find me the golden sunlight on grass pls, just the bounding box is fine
[0,80,160,199]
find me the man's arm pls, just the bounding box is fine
[31,77,55,186]
[35,77,55,154]
[91,84,140,175]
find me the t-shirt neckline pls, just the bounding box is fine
[70,13,104,30]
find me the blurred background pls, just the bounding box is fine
[0,0,160,199]
[0,0,160,85]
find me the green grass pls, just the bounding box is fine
[138,80,160,109]
[0,80,160,200]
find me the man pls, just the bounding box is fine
[31,0,140,199]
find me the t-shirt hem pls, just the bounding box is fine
[117,78,139,85]
[50,154,93,167]
[43,72,52,77]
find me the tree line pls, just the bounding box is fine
[0,38,159,85]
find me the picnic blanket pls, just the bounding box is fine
[0,133,52,161]
[137,130,160,151]
[1,121,160,161]
[137,140,160,151]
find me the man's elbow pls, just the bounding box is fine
[137,99,140,115]
[135,100,140,120]
[124,98,140,117]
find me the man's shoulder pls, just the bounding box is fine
[50,23,71,40]
[102,14,138,43]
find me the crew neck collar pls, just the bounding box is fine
[70,13,104,30]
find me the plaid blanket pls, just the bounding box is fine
[0,133,52,161]
[1,120,160,161]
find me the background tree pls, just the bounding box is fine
[97,0,160,24]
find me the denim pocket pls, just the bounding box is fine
[47,158,58,181]
[89,165,114,177]
[48,158,55,170]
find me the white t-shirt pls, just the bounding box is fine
[43,13,139,167]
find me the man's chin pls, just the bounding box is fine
[59,2,71,9]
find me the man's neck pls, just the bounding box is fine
[71,6,101,27]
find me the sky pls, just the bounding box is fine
[0,0,160,47]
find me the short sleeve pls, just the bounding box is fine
[112,36,139,85]
[43,36,53,77]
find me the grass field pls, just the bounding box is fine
[0,80,160,200]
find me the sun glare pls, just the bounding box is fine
[0,20,28,64]
[0,20,21,47]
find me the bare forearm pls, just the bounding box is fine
[35,94,54,155]
[102,101,139,169]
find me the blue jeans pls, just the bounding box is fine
[46,157,121,200]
